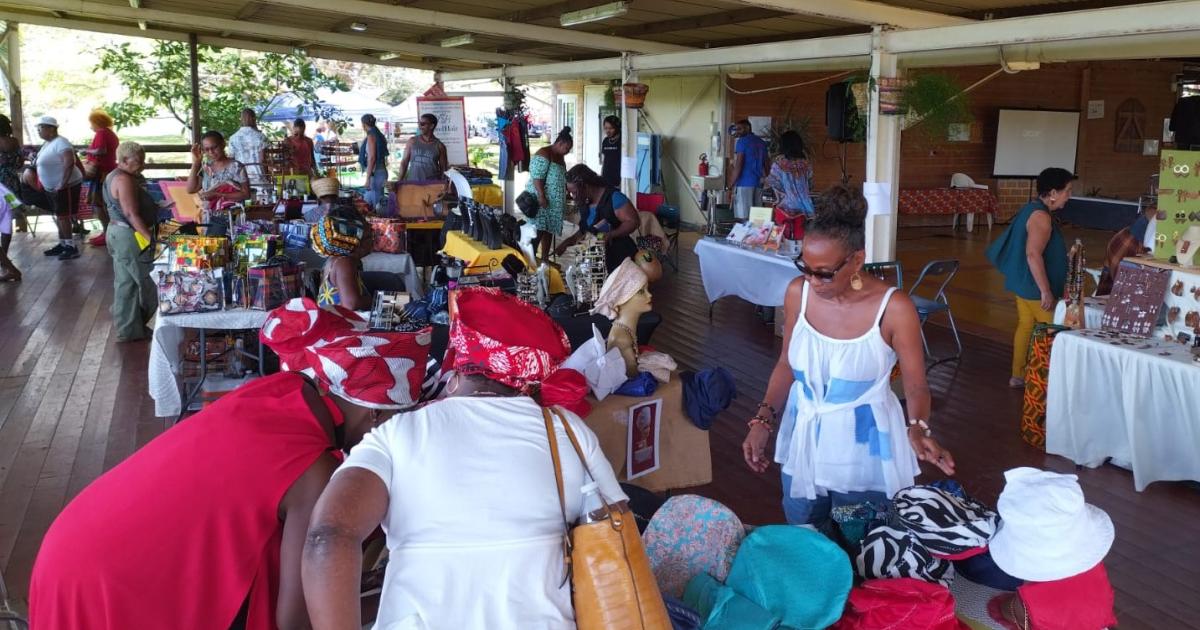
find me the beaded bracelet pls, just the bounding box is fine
[755,402,777,420]
[748,416,774,432]
[906,418,932,437]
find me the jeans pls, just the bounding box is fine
[733,186,760,220]
[780,472,888,530]
[1012,296,1054,378]
[364,169,388,211]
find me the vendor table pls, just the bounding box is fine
[897,188,997,232]
[441,230,524,274]
[1052,296,1106,329]
[286,248,425,299]
[582,375,712,493]
[149,308,269,419]
[1046,329,1200,491]
[694,237,799,308]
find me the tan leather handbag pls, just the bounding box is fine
[542,407,672,630]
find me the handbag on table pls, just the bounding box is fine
[247,261,304,310]
[157,269,225,315]
[542,407,672,630]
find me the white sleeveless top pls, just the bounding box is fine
[774,282,920,500]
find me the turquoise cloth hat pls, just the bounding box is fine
[725,525,853,630]
[683,573,782,630]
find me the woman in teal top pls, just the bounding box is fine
[986,167,1072,388]
[525,127,573,263]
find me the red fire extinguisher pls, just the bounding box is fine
[698,153,710,177]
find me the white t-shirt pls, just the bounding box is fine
[228,126,269,184]
[35,135,83,192]
[339,396,628,630]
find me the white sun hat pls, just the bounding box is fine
[37,116,59,127]
[989,467,1114,582]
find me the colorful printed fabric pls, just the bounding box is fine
[447,288,588,415]
[642,495,746,598]
[260,297,367,371]
[525,154,566,236]
[311,213,366,258]
[898,188,997,216]
[1021,324,1070,449]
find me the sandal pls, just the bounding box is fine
[0,269,21,282]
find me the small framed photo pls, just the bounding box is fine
[627,398,663,480]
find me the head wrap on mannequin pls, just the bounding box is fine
[590,258,650,320]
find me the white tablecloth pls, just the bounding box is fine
[1046,329,1200,491]
[149,308,270,417]
[1052,296,1106,329]
[694,237,799,307]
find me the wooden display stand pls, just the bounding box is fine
[582,374,713,493]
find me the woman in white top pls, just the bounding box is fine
[742,184,956,529]
[303,288,626,630]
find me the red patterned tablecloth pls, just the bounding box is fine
[898,187,998,216]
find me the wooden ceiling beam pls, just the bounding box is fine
[0,0,543,64]
[725,0,970,29]
[256,0,690,53]
[609,7,790,37]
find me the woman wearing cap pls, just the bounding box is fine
[304,288,629,629]
[742,185,955,531]
[526,126,573,263]
[313,201,372,311]
[29,298,430,630]
[555,163,640,273]
[187,129,251,211]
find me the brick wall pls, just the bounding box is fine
[728,60,1183,224]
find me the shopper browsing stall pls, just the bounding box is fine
[229,108,270,189]
[283,118,317,177]
[29,299,430,630]
[359,114,389,211]
[527,127,573,263]
[303,288,626,630]
[82,109,120,247]
[600,115,622,188]
[31,116,84,261]
[727,119,769,221]
[554,163,640,273]
[986,167,1073,388]
[742,184,955,530]
[102,142,158,342]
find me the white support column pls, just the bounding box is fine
[4,23,22,142]
[500,72,515,214]
[864,26,902,263]
[620,54,639,203]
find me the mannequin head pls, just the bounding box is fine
[590,258,652,321]
[617,280,652,320]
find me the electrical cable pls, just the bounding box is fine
[723,70,856,95]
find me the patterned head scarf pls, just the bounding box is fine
[311,209,367,258]
[261,298,431,409]
[590,258,650,320]
[447,288,589,415]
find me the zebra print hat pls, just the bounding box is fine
[856,526,954,587]
[893,486,999,557]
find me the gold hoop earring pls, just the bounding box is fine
[850,272,863,291]
[446,372,462,396]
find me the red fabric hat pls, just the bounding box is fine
[306,330,432,410]
[260,297,367,371]
[262,298,430,409]
[448,288,589,415]
[831,578,970,630]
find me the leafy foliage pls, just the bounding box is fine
[902,73,973,144]
[95,41,347,136]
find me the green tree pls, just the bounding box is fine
[96,41,348,137]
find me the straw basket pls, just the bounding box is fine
[615,82,650,109]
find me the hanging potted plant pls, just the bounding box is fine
[898,73,973,143]
[615,82,650,109]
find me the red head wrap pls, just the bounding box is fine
[448,288,590,416]
[261,298,431,409]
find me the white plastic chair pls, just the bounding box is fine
[949,173,994,232]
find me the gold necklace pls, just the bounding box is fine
[612,321,639,358]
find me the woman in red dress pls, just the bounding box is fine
[28,298,430,630]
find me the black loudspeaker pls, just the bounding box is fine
[825,81,856,142]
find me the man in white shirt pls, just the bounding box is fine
[32,117,84,260]
[228,108,269,191]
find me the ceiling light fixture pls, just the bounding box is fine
[349,22,368,32]
[440,34,475,48]
[379,52,402,61]
[560,1,628,27]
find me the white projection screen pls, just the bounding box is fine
[993,109,1080,177]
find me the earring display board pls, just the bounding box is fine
[1101,261,1172,337]
[1153,149,1200,261]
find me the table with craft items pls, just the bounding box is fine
[1053,258,1200,340]
[1052,296,1107,330]
[582,375,712,493]
[287,247,425,299]
[694,237,800,312]
[897,188,998,232]
[149,308,269,419]
[1045,329,1200,491]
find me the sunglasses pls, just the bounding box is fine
[794,255,852,282]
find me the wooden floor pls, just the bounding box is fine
[2,224,1198,629]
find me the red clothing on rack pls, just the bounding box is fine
[29,372,337,630]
